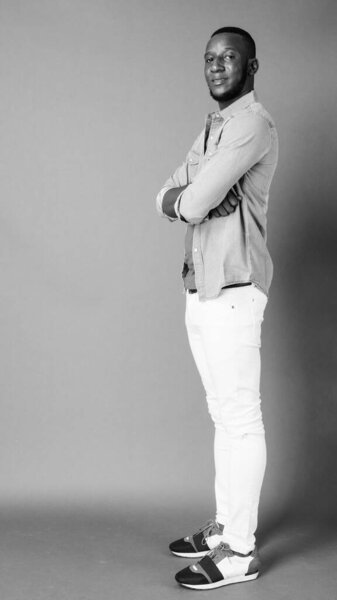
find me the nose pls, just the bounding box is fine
[210,56,225,72]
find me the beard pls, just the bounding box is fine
[209,64,248,103]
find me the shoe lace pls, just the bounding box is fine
[198,520,223,546]
[208,542,234,562]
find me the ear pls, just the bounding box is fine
[248,58,259,76]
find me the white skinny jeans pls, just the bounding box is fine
[185,284,268,554]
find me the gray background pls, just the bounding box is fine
[0,1,337,598]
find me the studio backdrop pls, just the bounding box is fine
[0,0,336,521]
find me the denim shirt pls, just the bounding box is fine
[156,91,279,300]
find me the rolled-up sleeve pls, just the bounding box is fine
[178,113,271,225]
[156,131,203,221]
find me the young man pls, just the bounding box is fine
[156,27,278,590]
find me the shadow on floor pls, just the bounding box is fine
[258,503,337,573]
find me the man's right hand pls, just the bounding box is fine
[208,186,242,219]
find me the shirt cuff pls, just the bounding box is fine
[156,186,178,221]
[176,190,209,224]
[174,191,188,222]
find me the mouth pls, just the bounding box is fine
[211,77,227,86]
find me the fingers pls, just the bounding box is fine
[209,187,243,219]
[210,199,234,218]
[223,199,236,213]
[223,188,242,213]
[227,188,242,205]
[210,207,223,218]
[210,204,230,218]
[222,197,238,214]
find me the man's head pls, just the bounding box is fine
[204,27,259,109]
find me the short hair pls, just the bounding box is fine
[210,27,256,58]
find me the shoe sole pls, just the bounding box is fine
[179,571,259,589]
[170,550,209,559]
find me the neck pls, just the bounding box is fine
[218,82,254,111]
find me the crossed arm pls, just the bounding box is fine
[162,184,242,221]
[158,112,271,225]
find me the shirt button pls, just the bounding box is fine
[194,248,198,252]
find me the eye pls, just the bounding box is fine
[205,56,213,63]
[224,53,235,60]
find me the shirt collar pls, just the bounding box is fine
[209,90,257,122]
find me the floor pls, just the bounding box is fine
[0,503,336,600]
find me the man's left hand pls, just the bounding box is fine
[208,187,242,219]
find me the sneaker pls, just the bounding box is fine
[169,519,224,558]
[175,542,260,590]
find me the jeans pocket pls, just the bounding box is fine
[249,287,267,345]
[251,286,268,321]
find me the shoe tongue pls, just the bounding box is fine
[219,541,230,549]
[218,542,233,556]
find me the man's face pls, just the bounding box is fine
[204,33,250,107]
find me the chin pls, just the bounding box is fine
[210,87,242,103]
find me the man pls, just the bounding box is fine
[156,26,278,590]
